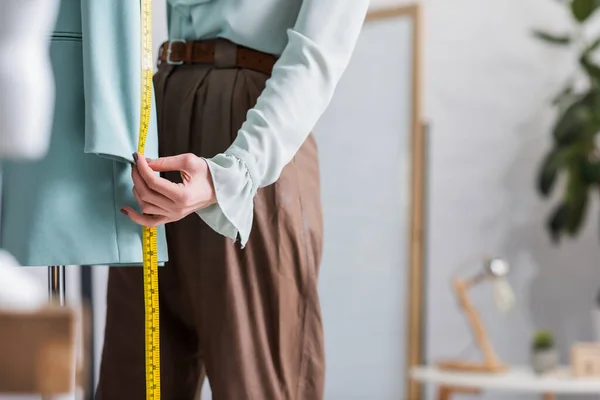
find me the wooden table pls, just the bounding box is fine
[411,366,600,399]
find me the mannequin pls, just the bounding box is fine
[0,0,168,268]
[0,0,60,160]
[0,0,60,308]
[0,2,79,398]
[0,252,46,310]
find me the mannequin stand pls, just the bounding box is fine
[46,265,79,400]
[47,266,95,399]
[48,265,66,306]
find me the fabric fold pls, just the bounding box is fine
[81,0,160,164]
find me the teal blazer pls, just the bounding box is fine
[0,0,168,266]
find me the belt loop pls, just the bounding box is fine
[157,43,164,68]
[214,39,238,69]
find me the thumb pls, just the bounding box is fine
[147,153,197,172]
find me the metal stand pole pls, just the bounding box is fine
[44,266,66,400]
[80,267,94,400]
[48,265,66,306]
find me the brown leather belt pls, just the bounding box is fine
[158,39,277,75]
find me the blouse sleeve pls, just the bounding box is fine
[196,0,370,247]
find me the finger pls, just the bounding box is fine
[132,166,174,210]
[131,186,144,208]
[132,188,170,216]
[135,153,184,201]
[147,153,196,173]
[120,207,170,227]
[131,164,150,192]
[131,183,170,215]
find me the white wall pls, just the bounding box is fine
[417,1,600,399]
[315,15,415,399]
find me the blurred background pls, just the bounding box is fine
[6,0,600,399]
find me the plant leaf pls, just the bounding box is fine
[533,30,571,45]
[585,37,600,55]
[592,88,600,112]
[571,0,600,22]
[581,159,600,183]
[564,165,589,235]
[552,100,594,145]
[552,84,574,106]
[533,330,555,350]
[537,147,577,196]
[580,55,600,79]
[548,203,569,243]
[538,152,560,196]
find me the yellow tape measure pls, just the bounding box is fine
[138,0,160,399]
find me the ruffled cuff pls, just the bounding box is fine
[195,153,256,247]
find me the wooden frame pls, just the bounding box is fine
[365,4,426,400]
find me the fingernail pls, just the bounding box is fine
[120,208,129,216]
[132,153,138,164]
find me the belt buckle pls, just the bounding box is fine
[166,39,186,65]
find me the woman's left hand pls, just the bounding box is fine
[120,152,217,227]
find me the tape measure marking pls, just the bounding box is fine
[138,0,161,398]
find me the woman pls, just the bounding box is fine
[97,0,369,399]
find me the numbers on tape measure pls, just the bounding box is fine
[138,0,160,399]
[142,227,160,399]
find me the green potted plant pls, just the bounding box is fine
[531,330,558,374]
[534,0,600,242]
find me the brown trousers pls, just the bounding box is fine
[95,52,325,399]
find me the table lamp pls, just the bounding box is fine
[438,257,515,373]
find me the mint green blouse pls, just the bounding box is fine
[167,0,370,247]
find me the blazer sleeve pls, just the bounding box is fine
[196,0,370,247]
[80,0,160,164]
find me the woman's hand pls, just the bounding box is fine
[120,152,217,227]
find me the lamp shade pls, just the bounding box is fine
[486,258,510,278]
[483,258,515,313]
[490,259,515,313]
